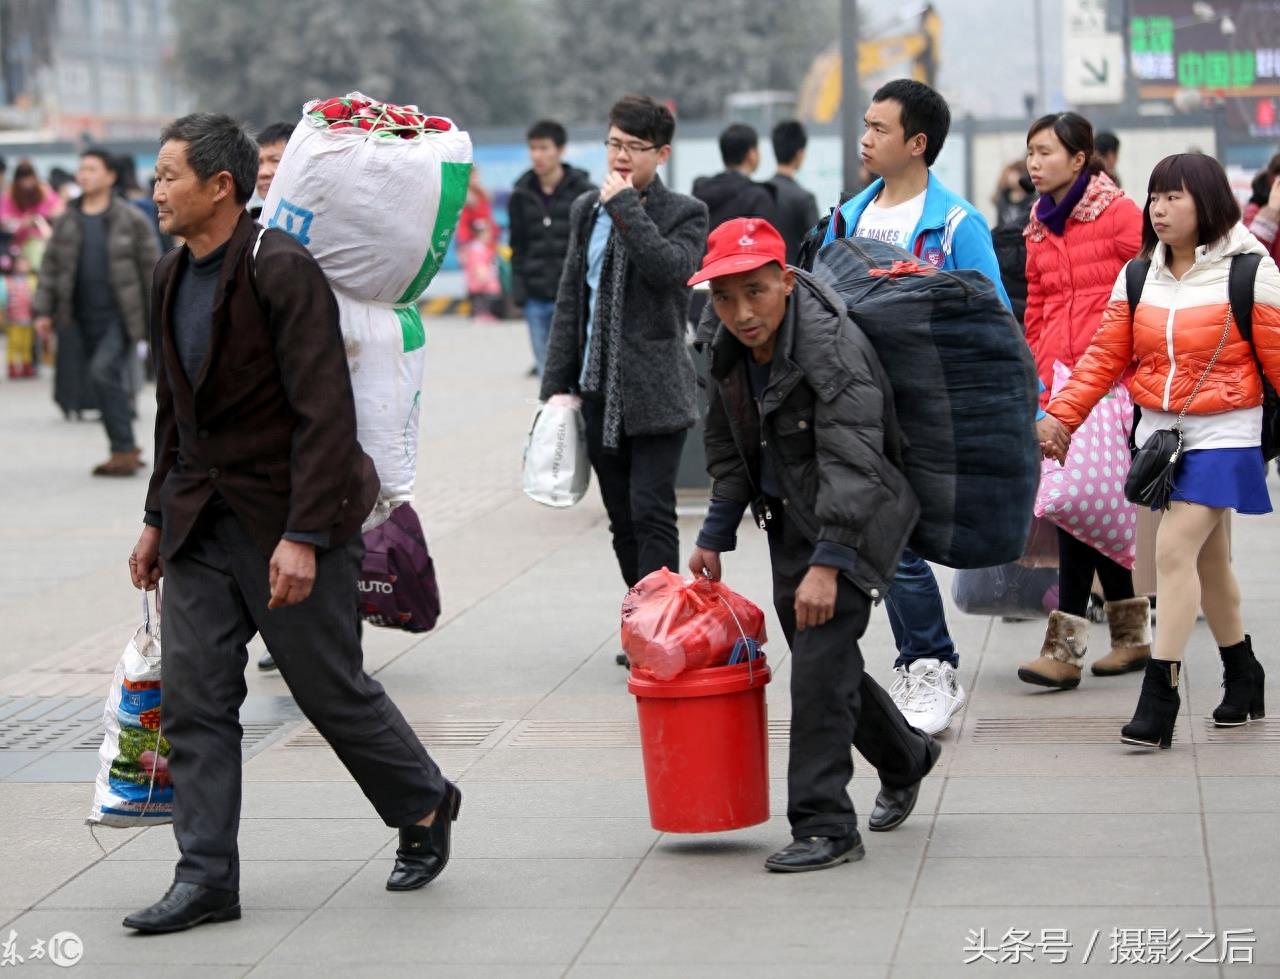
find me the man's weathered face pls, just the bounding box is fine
[153,140,227,239]
[709,263,793,356]
[256,140,286,200]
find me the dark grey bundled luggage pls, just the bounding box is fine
[812,237,1039,569]
[951,563,1058,618]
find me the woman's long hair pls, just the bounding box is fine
[9,160,43,211]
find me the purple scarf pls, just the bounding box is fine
[1035,171,1090,236]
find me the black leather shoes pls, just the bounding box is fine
[868,732,942,832]
[122,882,240,934]
[386,782,462,891]
[257,651,277,672]
[764,830,864,873]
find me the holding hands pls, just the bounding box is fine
[1037,415,1071,464]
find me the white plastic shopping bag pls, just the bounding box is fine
[523,401,590,508]
[87,591,173,828]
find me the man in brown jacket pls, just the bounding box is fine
[125,114,458,934]
[34,148,159,475]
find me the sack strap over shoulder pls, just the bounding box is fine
[247,226,267,309]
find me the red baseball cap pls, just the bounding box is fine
[687,217,788,286]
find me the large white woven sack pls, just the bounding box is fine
[261,96,472,304]
[335,290,427,506]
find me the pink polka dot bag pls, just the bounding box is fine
[1034,361,1139,570]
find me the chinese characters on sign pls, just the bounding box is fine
[1128,1,1280,135]
[1130,15,1278,88]
[963,927,1256,966]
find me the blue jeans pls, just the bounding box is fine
[525,298,555,376]
[884,548,959,669]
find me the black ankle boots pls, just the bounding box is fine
[1213,636,1266,727]
[1121,659,1180,749]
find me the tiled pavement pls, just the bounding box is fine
[1,319,1277,977]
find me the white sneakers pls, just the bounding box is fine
[890,659,966,735]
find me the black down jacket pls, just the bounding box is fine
[508,164,596,304]
[691,170,778,231]
[698,269,920,601]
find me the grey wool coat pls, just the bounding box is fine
[539,176,709,438]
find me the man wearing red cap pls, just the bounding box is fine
[688,217,940,873]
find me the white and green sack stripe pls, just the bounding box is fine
[397,305,426,354]
[396,161,473,309]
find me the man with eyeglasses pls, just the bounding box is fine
[540,95,709,666]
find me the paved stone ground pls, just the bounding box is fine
[1,319,1277,977]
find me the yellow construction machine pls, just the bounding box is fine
[797,5,941,123]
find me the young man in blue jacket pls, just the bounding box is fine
[823,79,1009,737]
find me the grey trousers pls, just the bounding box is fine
[161,507,447,892]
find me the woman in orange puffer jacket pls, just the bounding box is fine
[1038,153,1280,752]
[1017,113,1148,693]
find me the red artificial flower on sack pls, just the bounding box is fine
[311,97,352,122]
[306,94,454,139]
[620,569,767,681]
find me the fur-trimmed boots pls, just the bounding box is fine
[1018,610,1090,690]
[1091,597,1153,676]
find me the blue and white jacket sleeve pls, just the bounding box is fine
[953,213,1012,311]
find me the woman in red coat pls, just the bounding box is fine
[456,167,502,322]
[1017,113,1147,691]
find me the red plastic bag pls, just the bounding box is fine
[620,569,767,680]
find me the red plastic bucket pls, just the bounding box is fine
[628,658,772,833]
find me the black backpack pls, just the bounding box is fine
[1124,254,1278,461]
[796,206,844,273]
[991,222,1029,329]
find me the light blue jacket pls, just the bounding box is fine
[822,171,1012,310]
